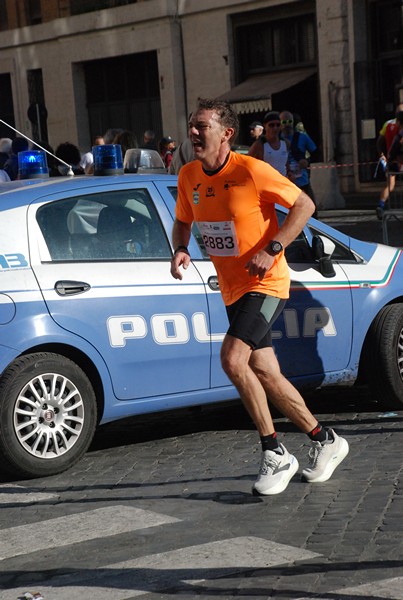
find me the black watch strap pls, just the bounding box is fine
[174,245,190,255]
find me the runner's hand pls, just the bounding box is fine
[245,250,275,280]
[171,251,190,280]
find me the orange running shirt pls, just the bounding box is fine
[176,152,301,305]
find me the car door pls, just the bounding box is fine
[154,180,232,390]
[273,212,354,380]
[28,180,213,401]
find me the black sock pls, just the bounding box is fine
[308,423,333,444]
[260,432,281,452]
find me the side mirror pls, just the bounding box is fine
[312,235,336,278]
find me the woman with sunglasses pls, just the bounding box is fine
[248,111,290,176]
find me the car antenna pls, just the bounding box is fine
[0,118,75,176]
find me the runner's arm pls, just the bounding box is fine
[170,218,192,280]
[246,190,315,280]
[273,190,315,249]
[248,140,264,160]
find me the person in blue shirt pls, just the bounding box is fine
[280,111,318,218]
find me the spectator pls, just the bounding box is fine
[249,121,264,144]
[113,130,138,160]
[143,130,157,150]
[280,110,318,218]
[376,103,403,218]
[169,115,194,175]
[293,113,306,134]
[387,111,403,171]
[0,169,10,182]
[94,135,105,146]
[55,142,84,176]
[0,138,12,169]
[248,111,289,176]
[159,136,176,169]
[169,137,194,174]
[80,135,105,175]
[3,137,29,180]
[103,128,123,145]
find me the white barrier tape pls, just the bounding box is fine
[309,161,377,170]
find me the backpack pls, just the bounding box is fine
[289,131,305,162]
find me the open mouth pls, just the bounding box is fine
[192,140,204,152]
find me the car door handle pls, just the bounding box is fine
[55,280,91,296]
[208,276,220,291]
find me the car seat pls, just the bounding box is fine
[97,205,141,258]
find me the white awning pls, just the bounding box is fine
[217,68,317,114]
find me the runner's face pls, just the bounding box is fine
[280,113,294,137]
[188,109,230,166]
[264,120,281,141]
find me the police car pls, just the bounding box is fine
[0,153,402,478]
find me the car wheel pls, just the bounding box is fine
[366,304,403,409]
[0,352,97,479]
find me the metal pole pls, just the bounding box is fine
[36,103,42,141]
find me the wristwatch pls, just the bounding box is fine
[174,245,190,255]
[269,240,284,255]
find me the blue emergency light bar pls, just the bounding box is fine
[93,144,124,176]
[18,150,49,179]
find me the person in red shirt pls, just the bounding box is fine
[376,103,403,218]
[170,98,349,495]
[158,136,176,169]
[387,111,403,171]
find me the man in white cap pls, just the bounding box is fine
[249,121,264,144]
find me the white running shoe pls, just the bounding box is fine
[302,429,349,483]
[253,443,299,496]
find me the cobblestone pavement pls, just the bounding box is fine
[0,387,402,599]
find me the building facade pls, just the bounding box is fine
[0,0,402,196]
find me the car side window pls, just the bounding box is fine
[276,210,357,263]
[37,189,171,261]
[276,209,314,263]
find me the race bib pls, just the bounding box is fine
[196,221,239,257]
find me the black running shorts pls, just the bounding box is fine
[225,292,286,350]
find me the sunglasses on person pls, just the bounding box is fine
[281,119,294,125]
[266,122,281,128]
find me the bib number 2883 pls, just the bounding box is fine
[196,221,239,257]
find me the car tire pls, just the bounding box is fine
[366,304,403,409]
[0,352,97,479]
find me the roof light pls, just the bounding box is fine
[124,149,167,173]
[93,144,124,176]
[18,150,49,180]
